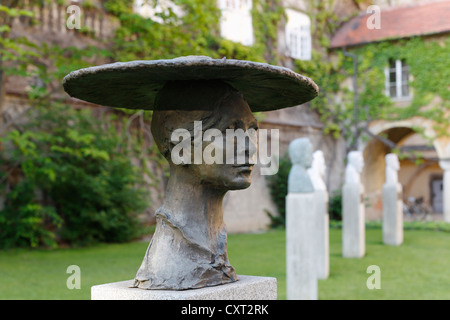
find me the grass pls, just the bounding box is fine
[321,227,450,299]
[0,226,450,299]
[0,241,147,300]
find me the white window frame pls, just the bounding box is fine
[133,0,183,24]
[218,0,254,46]
[385,59,411,101]
[285,9,311,61]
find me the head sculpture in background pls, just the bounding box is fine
[288,137,314,193]
[308,150,327,191]
[345,150,364,185]
[385,153,400,186]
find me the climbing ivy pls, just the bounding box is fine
[251,0,285,63]
[0,0,288,247]
[2,0,449,246]
[351,37,450,137]
[103,0,218,61]
[102,0,285,63]
[292,0,351,139]
[292,0,449,145]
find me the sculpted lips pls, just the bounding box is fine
[232,164,254,171]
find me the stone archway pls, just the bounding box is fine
[361,118,449,221]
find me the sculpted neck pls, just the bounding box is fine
[345,165,361,185]
[385,167,399,186]
[160,165,228,248]
[133,165,236,290]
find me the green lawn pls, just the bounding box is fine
[1,227,449,299]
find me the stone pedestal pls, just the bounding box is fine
[91,275,277,300]
[439,146,450,223]
[342,183,365,258]
[444,169,450,223]
[314,190,329,279]
[286,193,317,300]
[382,184,403,246]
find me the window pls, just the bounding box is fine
[218,0,254,46]
[385,59,410,99]
[133,0,183,24]
[285,9,311,61]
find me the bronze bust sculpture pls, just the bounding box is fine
[63,56,318,290]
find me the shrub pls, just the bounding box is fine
[265,153,291,228]
[0,103,150,248]
[328,190,343,221]
[265,153,344,227]
[0,180,62,248]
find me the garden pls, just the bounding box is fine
[1,223,450,300]
[1,0,449,302]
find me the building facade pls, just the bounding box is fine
[330,0,450,221]
[3,0,447,234]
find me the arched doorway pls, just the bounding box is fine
[361,125,444,220]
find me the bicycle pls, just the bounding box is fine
[403,196,432,221]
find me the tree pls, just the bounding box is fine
[0,1,152,248]
[0,1,37,141]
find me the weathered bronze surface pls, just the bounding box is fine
[62,56,318,112]
[133,81,256,289]
[63,56,318,290]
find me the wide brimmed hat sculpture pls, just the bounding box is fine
[63,56,319,291]
[63,55,318,112]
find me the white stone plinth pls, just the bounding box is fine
[314,190,329,279]
[286,193,318,300]
[382,184,403,246]
[91,275,277,300]
[439,147,450,223]
[444,170,450,223]
[342,183,365,258]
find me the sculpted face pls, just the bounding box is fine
[348,151,364,173]
[312,150,326,177]
[141,82,260,290]
[289,138,313,168]
[385,153,400,171]
[151,80,258,191]
[190,95,258,190]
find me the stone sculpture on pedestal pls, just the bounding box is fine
[385,153,400,186]
[344,151,364,185]
[63,56,318,296]
[308,150,327,191]
[439,145,450,223]
[383,153,403,246]
[287,138,314,193]
[307,150,329,279]
[286,137,318,300]
[342,150,365,258]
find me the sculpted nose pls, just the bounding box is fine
[246,129,258,164]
